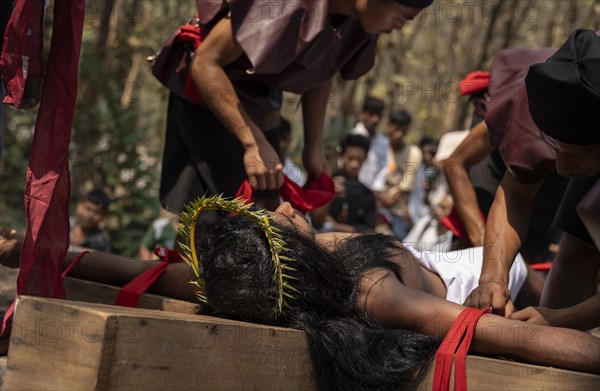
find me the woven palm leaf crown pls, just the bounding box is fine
[178,195,298,320]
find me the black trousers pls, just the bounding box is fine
[160,93,280,213]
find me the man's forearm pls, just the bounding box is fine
[472,314,600,374]
[192,60,262,150]
[64,246,149,286]
[444,161,486,245]
[443,122,492,246]
[190,17,261,151]
[554,295,600,331]
[480,173,541,284]
[64,247,198,300]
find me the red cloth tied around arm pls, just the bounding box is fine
[115,247,183,307]
[432,307,489,391]
[235,174,335,214]
[61,251,90,280]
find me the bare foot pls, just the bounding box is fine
[0,227,21,268]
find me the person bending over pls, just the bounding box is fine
[465,30,600,324]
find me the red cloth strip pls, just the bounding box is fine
[178,23,205,104]
[0,0,44,108]
[61,251,90,280]
[1,0,86,338]
[530,262,552,272]
[236,174,335,214]
[439,208,485,245]
[453,309,488,391]
[432,308,489,391]
[115,247,183,307]
[433,308,475,391]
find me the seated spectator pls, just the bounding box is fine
[349,96,388,191]
[311,134,376,233]
[408,136,440,223]
[278,117,306,187]
[70,188,111,252]
[375,110,423,240]
[138,212,179,261]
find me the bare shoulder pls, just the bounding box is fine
[358,266,463,336]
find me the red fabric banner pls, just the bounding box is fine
[1,0,86,337]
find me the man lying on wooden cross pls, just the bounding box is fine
[1,197,599,390]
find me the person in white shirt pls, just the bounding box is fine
[349,96,388,191]
[375,110,423,239]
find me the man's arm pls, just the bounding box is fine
[359,268,600,374]
[443,122,492,246]
[192,17,283,190]
[301,79,333,179]
[464,171,543,315]
[511,294,600,331]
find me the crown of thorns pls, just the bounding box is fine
[178,195,298,320]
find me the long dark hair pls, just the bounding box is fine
[196,214,438,390]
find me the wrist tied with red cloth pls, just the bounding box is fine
[115,247,183,307]
[432,307,490,391]
[60,249,184,308]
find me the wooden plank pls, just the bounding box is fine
[63,277,203,315]
[418,356,600,391]
[4,297,600,390]
[6,297,108,390]
[5,296,314,391]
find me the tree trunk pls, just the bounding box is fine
[96,0,116,64]
[475,0,506,70]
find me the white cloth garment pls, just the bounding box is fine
[406,245,528,305]
[283,157,306,187]
[350,122,389,191]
